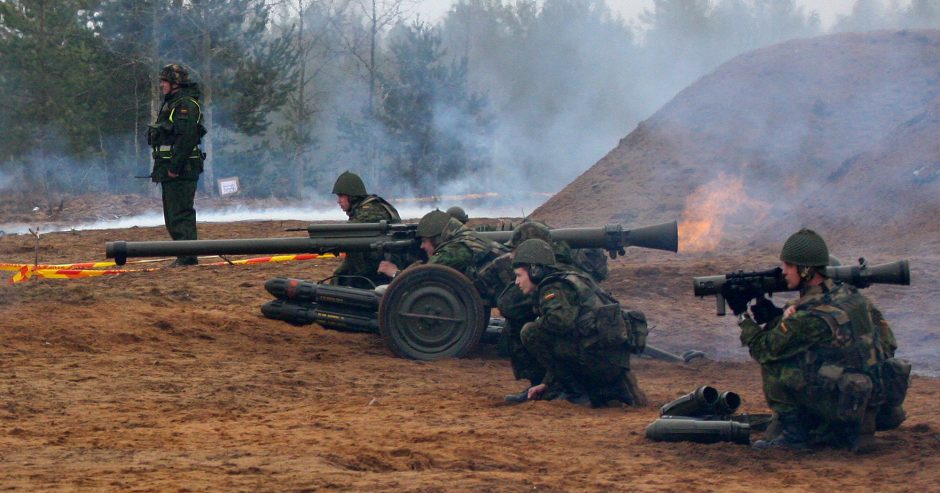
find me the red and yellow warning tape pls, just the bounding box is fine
[1,253,340,284]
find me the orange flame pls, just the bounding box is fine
[679,173,770,253]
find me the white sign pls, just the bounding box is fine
[217,176,240,196]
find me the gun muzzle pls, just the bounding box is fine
[827,259,910,288]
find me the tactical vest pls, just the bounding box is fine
[795,280,886,421]
[355,195,401,222]
[795,280,883,370]
[438,230,510,304]
[151,96,206,161]
[538,271,646,352]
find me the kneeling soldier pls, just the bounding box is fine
[511,239,646,407]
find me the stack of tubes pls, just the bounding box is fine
[645,386,771,445]
[261,277,382,332]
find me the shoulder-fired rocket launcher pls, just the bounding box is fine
[693,258,911,316]
[105,220,679,265]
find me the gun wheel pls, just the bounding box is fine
[379,264,486,360]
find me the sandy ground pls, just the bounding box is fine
[1,220,938,492]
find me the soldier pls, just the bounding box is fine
[331,171,401,289]
[377,210,509,301]
[724,229,908,451]
[511,239,646,407]
[148,63,207,267]
[500,221,581,403]
[446,206,469,224]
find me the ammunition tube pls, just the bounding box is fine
[660,385,720,417]
[713,391,742,416]
[265,278,381,311]
[645,418,751,444]
[260,299,378,333]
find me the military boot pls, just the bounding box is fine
[752,413,809,451]
[504,387,532,404]
[849,412,880,454]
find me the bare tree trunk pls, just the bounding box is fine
[148,1,161,198]
[294,0,308,198]
[200,18,216,196]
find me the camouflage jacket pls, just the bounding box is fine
[333,195,400,286]
[739,279,888,373]
[149,85,206,182]
[428,218,509,304]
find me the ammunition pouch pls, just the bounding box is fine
[592,302,629,347]
[835,372,873,423]
[880,357,912,407]
[623,309,648,354]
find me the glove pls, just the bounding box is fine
[750,296,784,325]
[722,286,753,316]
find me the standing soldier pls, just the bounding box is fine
[724,229,909,451]
[511,239,646,407]
[148,63,207,267]
[332,171,401,288]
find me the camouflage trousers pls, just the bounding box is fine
[161,179,198,264]
[760,362,874,446]
[496,284,544,385]
[520,322,643,405]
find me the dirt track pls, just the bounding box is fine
[1,220,939,492]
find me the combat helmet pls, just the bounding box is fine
[446,206,468,224]
[780,228,829,267]
[332,171,367,197]
[159,63,192,86]
[416,210,452,239]
[508,220,551,248]
[512,239,556,268]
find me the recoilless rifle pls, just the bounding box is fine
[106,220,690,361]
[693,258,911,316]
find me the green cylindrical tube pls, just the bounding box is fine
[645,418,751,444]
[660,385,720,417]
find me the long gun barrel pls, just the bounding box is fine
[694,258,911,316]
[105,220,679,265]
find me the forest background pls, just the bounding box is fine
[2,0,939,202]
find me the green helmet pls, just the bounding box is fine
[416,210,452,238]
[512,239,556,268]
[159,63,192,85]
[332,171,367,196]
[446,206,468,224]
[508,220,551,248]
[780,228,830,267]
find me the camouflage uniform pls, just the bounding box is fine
[333,194,401,288]
[739,279,902,446]
[149,64,206,265]
[428,217,510,304]
[498,242,583,385]
[521,269,644,407]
